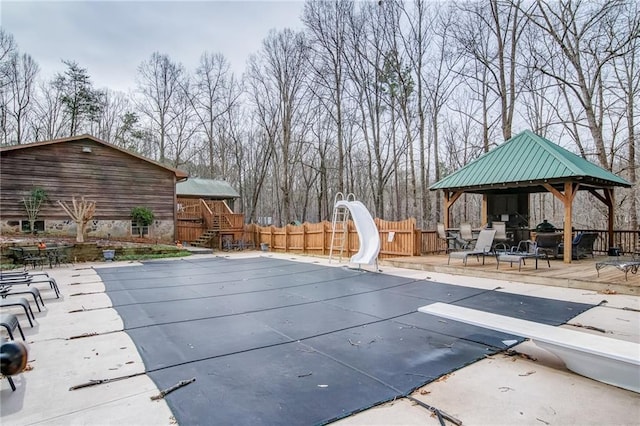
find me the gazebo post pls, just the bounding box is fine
[607,189,615,248]
[562,182,574,263]
[443,191,463,230]
[444,191,451,229]
[543,182,577,263]
[481,195,488,225]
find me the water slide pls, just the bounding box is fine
[335,200,380,266]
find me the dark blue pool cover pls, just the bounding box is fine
[97,256,594,425]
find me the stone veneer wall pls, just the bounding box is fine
[0,219,175,243]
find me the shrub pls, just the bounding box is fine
[131,206,155,227]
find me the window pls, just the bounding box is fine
[22,220,44,233]
[131,222,149,237]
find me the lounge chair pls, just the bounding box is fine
[0,274,60,298]
[496,240,550,271]
[0,297,35,327]
[0,313,26,340]
[448,229,497,266]
[1,285,44,312]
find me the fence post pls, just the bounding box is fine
[302,223,307,254]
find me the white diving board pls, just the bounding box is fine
[418,302,640,393]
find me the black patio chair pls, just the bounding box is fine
[559,232,598,260]
[535,232,563,259]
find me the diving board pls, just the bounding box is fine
[419,302,640,393]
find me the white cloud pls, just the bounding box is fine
[2,0,305,92]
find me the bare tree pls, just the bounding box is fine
[192,52,239,177]
[136,52,185,163]
[344,2,396,217]
[3,52,39,144]
[395,0,436,227]
[58,196,96,243]
[166,82,198,169]
[92,89,135,143]
[0,29,18,144]
[454,0,528,142]
[525,0,640,169]
[0,28,17,89]
[247,29,309,225]
[31,79,68,140]
[302,0,353,196]
[422,4,463,224]
[611,1,640,229]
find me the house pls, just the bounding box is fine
[0,134,188,242]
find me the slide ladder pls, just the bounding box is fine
[329,192,355,263]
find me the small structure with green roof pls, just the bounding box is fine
[430,130,631,262]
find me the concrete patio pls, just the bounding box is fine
[1,252,638,425]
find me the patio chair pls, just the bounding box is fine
[0,274,60,299]
[496,240,550,271]
[8,247,46,269]
[492,222,511,248]
[559,232,598,260]
[458,223,477,249]
[1,285,44,312]
[535,232,563,259]
[437,223,457,253]
[0,297,35,327]
[448,229,496,266]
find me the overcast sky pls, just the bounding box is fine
[1,0,305,92]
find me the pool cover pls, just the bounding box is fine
[97,256,594,425]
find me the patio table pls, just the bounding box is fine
[595,258,640,281]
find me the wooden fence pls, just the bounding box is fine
[248,219,639,259]
[249,217,420,259]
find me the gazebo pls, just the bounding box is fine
[430,130,631,263]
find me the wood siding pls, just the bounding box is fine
[0,138,177,221]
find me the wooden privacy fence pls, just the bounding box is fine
[248,217,421,259]
[243,221,638,258]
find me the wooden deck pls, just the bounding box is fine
[382,254,640,296]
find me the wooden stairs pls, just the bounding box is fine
[192,229,218,247]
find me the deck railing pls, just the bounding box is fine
[422,228,639,256]
[176,198,245,244]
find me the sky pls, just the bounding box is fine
[1,0,305,93]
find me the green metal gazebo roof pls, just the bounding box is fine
[430,130,631,193]
[177,177,240,199]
